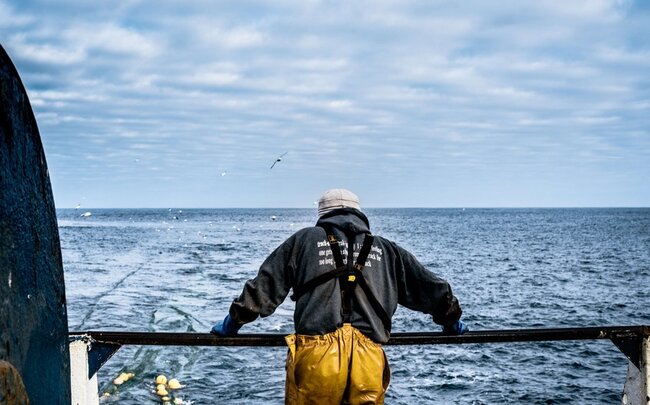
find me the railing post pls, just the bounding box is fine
[69,339,99,405]
[640,336,650,405]
[622,337,649,405]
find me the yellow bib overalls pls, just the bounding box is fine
[285,230,391,404]
[284,324,390,405]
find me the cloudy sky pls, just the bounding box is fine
[2,0,649,208]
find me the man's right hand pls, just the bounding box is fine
[442,320,468,335]
[210,314,242,336]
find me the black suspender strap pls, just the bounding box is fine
[356,275,392,330]
[328,233,345,269]
[340,232,355,322]
[289,228,391,331]
[349,233,391,329]
[289,267,347,301]
[290,227,345,301]
[354,233,374,271]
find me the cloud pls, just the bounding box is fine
[1,0,648,207]
[63,23,162,58]
[194,23,265,49]
[0,3,33,28]
[181,70,241,87]
[7,35,87,65]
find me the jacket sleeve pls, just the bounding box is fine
[393,243,462,327]
[228,235,296,325]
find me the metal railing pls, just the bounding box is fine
[68,325,650,405]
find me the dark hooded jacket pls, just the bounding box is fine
[228,208,462,343]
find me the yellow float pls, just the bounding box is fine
[167,378,183,389]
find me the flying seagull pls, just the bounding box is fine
[270,152,288,169]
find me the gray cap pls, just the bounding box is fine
[318,189,360,217]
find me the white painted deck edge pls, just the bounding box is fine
[70,339,99,405]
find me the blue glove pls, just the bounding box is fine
[210,314,242,336]
[442,320,469,335]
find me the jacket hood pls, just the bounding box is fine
[315,207,371,235]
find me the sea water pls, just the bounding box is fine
[57,208,650,404]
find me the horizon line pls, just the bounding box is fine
[55,206,650,210]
